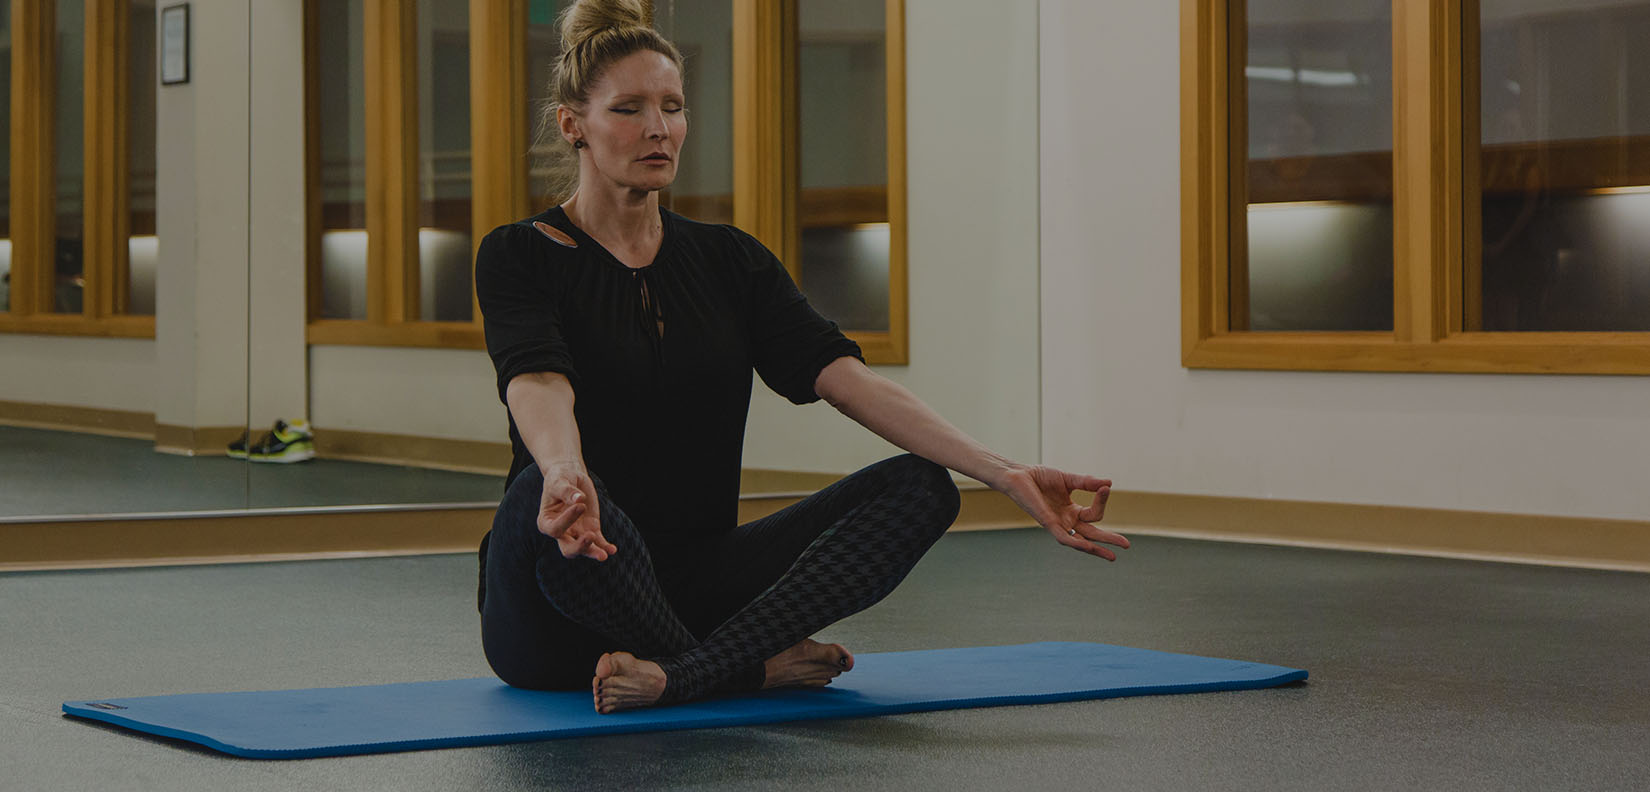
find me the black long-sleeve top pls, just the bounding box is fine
[475,205,863,557]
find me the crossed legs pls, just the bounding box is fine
[479,454,961,711]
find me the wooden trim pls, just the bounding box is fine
[313,426,511,476]
[153,424,247,456]
[882,0,909,366]
[1391,0,1456,344]
[1103,490,1650,573]
[469,0,529,327]
[1184,332,1650,374]
[303,0,325,324]
[306,318,486,349]
[732,0,797,273]
[364,0,421,323]
[10,0,57,317]
[0,399,156,438]
[0,313,155,337]
[1181,0,1223,362]
[1224,0,1248,332]
[0,507,497,571]
[85,0,132,319]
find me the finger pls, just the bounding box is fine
[1053,528,1117,561]
[1076,486,1111,522]
[1066,473,1112,492]
[1073,520,1130,550]
[538,502,585,538]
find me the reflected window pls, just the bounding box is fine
[796,0,889,333]
[416,0,472,322]
[526,1,563,210]
[1474,1,1650,332]
[53,0,85,314]
[1240,0,1393,332]
[1,2,12,313]
[657,0,733,224]
[128,0,157,315]
[316,0,367,319]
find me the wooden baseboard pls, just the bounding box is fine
[0,399,154,439]
[1100,490,1650,573]
[153,424,246,456]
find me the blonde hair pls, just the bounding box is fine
[534,0,686,205]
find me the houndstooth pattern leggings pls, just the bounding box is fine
[478,454,961,703]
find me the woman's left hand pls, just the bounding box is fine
[996,465,1128,560]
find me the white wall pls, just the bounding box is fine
[1038,0,1650,523]
[311,0,1046,480]
[0,336,155,412]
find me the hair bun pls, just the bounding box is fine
[560,0,654,51]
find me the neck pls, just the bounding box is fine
[561,182,661,243]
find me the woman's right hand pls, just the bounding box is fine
[538,461,618,561]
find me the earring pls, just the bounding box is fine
[573,139,586,149]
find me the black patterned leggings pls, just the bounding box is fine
[478,454,961,704]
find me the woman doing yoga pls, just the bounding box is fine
[476,0,1128,714]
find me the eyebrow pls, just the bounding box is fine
[608,93,686,102]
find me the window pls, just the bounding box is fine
[1182,0,1650,374]
[1,0,154,336]
[307,0,908,363]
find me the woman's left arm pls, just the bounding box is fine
[814,356,1129,560]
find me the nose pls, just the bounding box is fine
[644,106,670,141]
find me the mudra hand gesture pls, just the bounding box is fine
[538,461,619,561]
[997,465,1127,560]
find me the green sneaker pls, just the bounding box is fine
[249,419,316,463]
[227,431,250,460]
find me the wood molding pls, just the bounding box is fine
[306,318,486,349]
[0,313,156,337]
[1184,331,1650,374]
[1102,490,1650,573]
[303,0,325,324]
[732,0,798,272]
[883,0,909,366]
[364,0,421,323]
[0,399,155,438]
[1391,0,1456,345]
[0,507,497,571]
[313,427,512,476]
[1181,0,1225,362]
[154,424,247,456]
[1224,0,1249,331]
[469,0,528,274]
[10,0,56,316]
[85,0,132,319]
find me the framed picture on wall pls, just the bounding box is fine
[161,3,190,85]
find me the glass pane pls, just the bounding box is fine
[526,0,561,210]
[656,0,733,224]
[128,0,157,315]
[417,0,471,322]
[1,3,11,312]
[1241,0,1393,331]
[317,0,367,319]
[1475,1,1650,331]
[796,0,888,333]
[53,0,85,314]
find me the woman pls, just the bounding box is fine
[476,0,1126,714]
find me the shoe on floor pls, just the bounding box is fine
[249,419,315,463]
[227,431,250,460]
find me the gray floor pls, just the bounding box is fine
[3,529,1647,791]
[0,425,503,517]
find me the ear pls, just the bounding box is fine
[556,105,583,147]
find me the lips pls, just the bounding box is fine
[639,153,672,162]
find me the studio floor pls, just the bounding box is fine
[3,528,1647,791]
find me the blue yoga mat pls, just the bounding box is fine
[63,641,1306,759]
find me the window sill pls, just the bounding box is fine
[0,314,156,339]
[306,320,485,350]
[1183,331,1650,375]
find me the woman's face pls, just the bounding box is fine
[566,50,687,194]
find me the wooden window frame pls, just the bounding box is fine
[308,0,910,364]
[1,0,155,339]
[733,0,909,365]
[1182,0,1650,375]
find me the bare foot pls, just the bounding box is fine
[763,639,854,689]
[592,652,667,714]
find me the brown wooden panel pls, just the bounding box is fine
[364,0,420,323]
[10,0,57,316]
[85,0,132,318]
[306,318,486,349]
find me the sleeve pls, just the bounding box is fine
[735,228,865,405]
[475,223,579,404]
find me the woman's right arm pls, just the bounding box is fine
[506,372,618,562]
